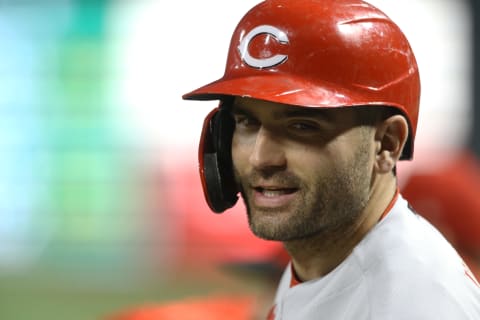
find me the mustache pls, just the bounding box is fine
[235,168,302,189]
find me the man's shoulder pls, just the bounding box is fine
[352,195,480,318]
[357,194,460,270]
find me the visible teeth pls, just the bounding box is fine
[262,189,287,197]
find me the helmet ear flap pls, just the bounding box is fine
[198,106,238,213]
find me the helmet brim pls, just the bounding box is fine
[182,74,371,109]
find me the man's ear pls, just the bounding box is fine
[374,115,409,173]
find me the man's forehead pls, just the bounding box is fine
[231,97,348,120]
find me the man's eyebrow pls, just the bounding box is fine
[231,105,254,117]
[281,108,331,120]
[231,104,332,120]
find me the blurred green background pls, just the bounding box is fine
[0,1,276,318]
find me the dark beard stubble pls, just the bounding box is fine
[235,140,372,242]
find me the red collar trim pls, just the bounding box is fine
[289,263,302,288]
[379,188,399,222]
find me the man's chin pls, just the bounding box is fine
[248,218,300,241]
[249,225,315,242]
[248,212,326,242]
[244,200,306,240]
[247,214,288,241]
[249,227,285,241]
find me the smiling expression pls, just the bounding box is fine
[231,97,377,241]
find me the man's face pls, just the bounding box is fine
[231,97,377,241]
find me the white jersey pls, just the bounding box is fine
[271,195,480,319]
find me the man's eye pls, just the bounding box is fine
[234,115,259,128]
[289,121,319,132]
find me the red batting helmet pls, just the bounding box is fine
[183,0,421,213]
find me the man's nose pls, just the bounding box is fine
[249,127,286,171]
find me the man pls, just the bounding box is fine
[183,0,480,319]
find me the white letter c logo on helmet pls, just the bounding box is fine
[237,25,289,69]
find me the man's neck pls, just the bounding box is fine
[284,177,398,282]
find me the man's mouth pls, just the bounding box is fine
[250,186,299,208]
[254,187,298,197]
